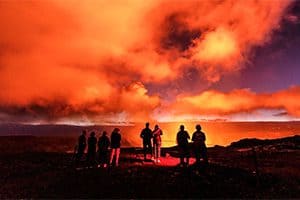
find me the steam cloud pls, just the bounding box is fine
[0,0,295,123]
[169,86,300,117]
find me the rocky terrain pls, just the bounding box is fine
[0,135,299,198]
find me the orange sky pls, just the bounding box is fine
[0,0,299,124]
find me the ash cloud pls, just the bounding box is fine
[159,13,202,52]
[0,0,294,123]
[169,86,300,117]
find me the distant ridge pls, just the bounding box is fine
[229,135,300,149]
[0,123,128,136]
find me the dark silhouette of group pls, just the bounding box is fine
[75,128,121,167]
[177,124,208,167]
[139,122,207,167]
[75,123,208,168]
[140,122,163,163]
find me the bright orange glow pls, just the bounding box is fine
[170,87,300,117]
[0,0,295,124]
[193,28,238,62]
[104,122,300,147]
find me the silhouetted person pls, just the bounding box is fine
[140,122,153,161]
[192,124,208,166]
[76,130,87,162]
[152,124,163,163]
[98,131,110,168]
[87,131,97,167]
[109,128,121,166]
[176,125,190,167]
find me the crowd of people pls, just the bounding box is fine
[75,123,208,168]
[75,128,121,167]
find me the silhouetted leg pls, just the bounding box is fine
[110,148,115,165]
[179,147,184,165]
[180,156,184,165]
[185,146,190,166]
[91,152,95,166]
[157,144,159,159]
[149,143,154,159]
[86,151,91,166]
[99,150,103,166]
[196,151,200,164]
[154,144,160,162]
[157,144,161,159]
[201,145,208,168]
[149,143,153,159]
[194,144,201,165]
[115,148,120,166]
[76,150,83,163]
[153,144,156,159]
[104,150,109,167]
[143,144,147,160]
[186,157,189,166]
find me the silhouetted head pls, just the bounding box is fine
[90,131,95,137]
[102,131,107,136]
[196,124,201,131]
[114,128,120,132]
[82,130,86,136]
[155,124,159,130]
[145,122,149,128]
[180,125,185,131]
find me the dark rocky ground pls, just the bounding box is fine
[0,136,299,198]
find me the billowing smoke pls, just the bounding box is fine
[0,0,293,123]
[168,86,300,117]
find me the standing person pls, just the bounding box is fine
[109,128,121,167]
[140,122,153,161]
[176,125,190,167]
[76,130,87,162]
[192,124,208,166]
[87,131,97,167]
[152,124,163,163]
[98,131,110,168]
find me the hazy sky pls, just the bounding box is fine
[0,0,299,124]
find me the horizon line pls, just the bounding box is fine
[1,119,300,126]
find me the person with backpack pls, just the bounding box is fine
[176,125,190,167]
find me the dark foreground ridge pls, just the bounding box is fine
[0,135,299,198]
[0,152,299,199]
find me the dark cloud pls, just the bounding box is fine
[273,111,288,117]
[160,13,202,52]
